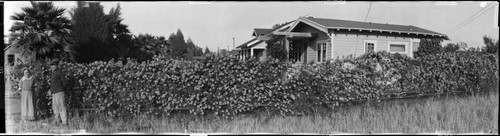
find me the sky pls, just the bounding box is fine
[4,1,499,52]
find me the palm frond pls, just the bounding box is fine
[9,22,28,32]
[10,12,27,21]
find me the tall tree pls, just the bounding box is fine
[195,46,204,56]
[185,38,204,57]
[482,35,499,54]
[185,38,195,58]
[128,33,170,62]
[168,29,189,59]
[204,46,211,55]
[107,3,133,60]
[9,1,72,62]
[69,2,132,63]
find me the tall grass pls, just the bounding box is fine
[8,92,498,134]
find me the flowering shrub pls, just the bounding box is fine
[10,51,498,118]
[403,51,499,94]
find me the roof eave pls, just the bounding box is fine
[287,17,328,34]
[327,27,447,38]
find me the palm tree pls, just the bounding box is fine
[9,1,72,62]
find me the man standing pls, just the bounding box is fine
[48,59,68,125]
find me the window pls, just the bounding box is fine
[390,44,405,52]
[7,55,15,66]
[388,42,408,53]
[317,44,321,62]
[289,41,303,62]
[364,40,377,53]
[317,42,327,62]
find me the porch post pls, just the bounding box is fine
[250,48,254,57]
[329,32,335,60]
[284,38,290,60]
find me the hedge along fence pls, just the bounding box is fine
[8,51,499,119]
[282,51,499,115]
[51,55,292,118]
[402,51,499,94]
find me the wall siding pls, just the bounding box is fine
[288,22,427,61]
[332,32,415,58]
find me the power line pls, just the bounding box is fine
[364,2,372,22]
[446,3,497,35]
[448,3,497,35]
[446,3,494,34]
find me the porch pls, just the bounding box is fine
[272,31,318,64]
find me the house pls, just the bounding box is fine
[4,41,37,70]
[236,21,295,61]
[238,16,448,63]
[4,40,37,96]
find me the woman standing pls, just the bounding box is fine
[18,68,37,121]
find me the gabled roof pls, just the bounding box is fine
[236,37,267,49]
[247,40,265,48]
[236,38,258,49]
[289,17,447,38]
[239,20,296,50]
[253,28,274,36]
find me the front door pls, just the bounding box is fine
[289,40,306,63]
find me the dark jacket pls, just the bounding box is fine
[50,69,67,94]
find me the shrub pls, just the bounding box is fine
[11,51,498,119]
[414,38,445,58]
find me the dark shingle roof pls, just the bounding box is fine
[306,17,446,36]
[253,28,274,36]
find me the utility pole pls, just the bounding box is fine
[232,37,235,50]
[217,46,219,56]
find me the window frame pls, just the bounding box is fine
[363,40,378,53]
[387,41,409,54]
[317,42,327,62]
[7,54,15,66]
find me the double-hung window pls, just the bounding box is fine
[364,40,377,53]
[317,42,327,62]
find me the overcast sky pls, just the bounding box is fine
[4,1,499,51]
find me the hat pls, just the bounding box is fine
[50,59,60,65]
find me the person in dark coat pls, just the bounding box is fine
[48,59,68,125]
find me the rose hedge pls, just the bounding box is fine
[8,51,499,118]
